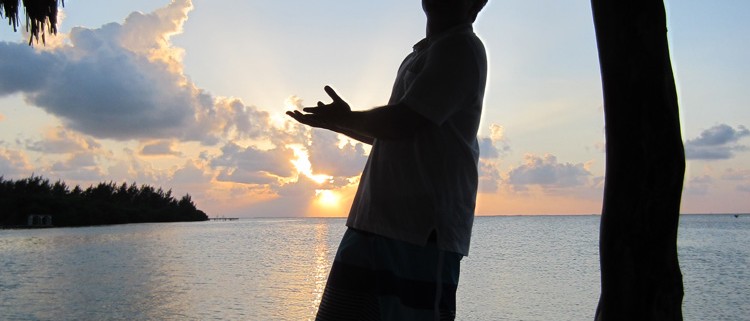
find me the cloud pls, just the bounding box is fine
[685,124,749,160]
[0,43,57,95]
[1,0,195,139]
[0,0,275,145]
[106,148,168,184]
[25,126,101,154]
[51,153,97,171]
[211,142,297,185]
[170,160,212,186]
[0,148,33,177]
[683,175,713,195]
[478,159,502,193]
[140,140,181,156]
[477,125,511,193]
[48,152,104,181]
[202,97,276,144]
[479,124,511,159]
[307,129,368,179]
[719,168,750,193]
[721,168,750,181]
[507,153,592,190]
[239,175,322,217]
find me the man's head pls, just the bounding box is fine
[422,0,488,24]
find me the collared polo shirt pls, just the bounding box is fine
[346,24,488,256]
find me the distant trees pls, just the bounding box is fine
[0,175,208,227]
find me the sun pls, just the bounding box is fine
[315,189,341,208]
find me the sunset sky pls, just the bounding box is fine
[1,0,748,217]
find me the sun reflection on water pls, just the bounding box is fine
[309,222,332,320]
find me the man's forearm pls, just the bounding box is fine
[287,98,430,142]
[332,126,375,145]
[336,104,430,141]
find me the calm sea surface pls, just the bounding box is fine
[1,215,748,321]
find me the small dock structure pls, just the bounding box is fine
[209,217,239,221]
[28,214,53,227]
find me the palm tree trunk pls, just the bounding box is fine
[591,1,685,320]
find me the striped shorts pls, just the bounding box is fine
[316,228,463,321]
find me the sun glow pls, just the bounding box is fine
[315,189,341,208]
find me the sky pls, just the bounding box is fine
[0,0,748,217]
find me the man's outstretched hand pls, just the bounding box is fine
[286,86,351,130]
[286,85,428,144]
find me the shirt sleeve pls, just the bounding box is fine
[401,34,484,126]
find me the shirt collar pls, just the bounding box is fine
[413,23,474,51]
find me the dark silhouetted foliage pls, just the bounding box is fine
[0,175,208,227]
[0,0,62,44]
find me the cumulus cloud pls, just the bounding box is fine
[0,0,272,144]
[47,152,105,181]
[51,153,97,171]
[507,153,592,191]
[721,168,750,181]
[170,160,211,185]
[106,148,168,184]
[24,126,101,154]
[479,124,511,159]
[685,124,749,160]
[478,159,502,193]
[140,140,181,156]
[308,129,368,179]
[202,97,275,144]
[718,168,750,194]
[239,176,322,217]
[0,148,33,177]
[211,142,297,185]
[0,43,56,95]
[683,175,713,195]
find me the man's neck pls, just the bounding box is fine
[426,19,471,38]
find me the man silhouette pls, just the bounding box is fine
[287,0,488,320]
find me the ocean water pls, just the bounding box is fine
[0,215,747,321]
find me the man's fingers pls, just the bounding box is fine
[286,110,303,121]
[287,111,313,125]
[324,85,343,103]
[287,111,333,129]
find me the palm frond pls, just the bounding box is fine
[0,0,64,45]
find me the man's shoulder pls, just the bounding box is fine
[430,28,484,52]
[427,29,486,64]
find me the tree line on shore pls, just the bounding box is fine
[0,175,208,227]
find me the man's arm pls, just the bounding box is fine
[286,106,375,145]
[286,86,431,144]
